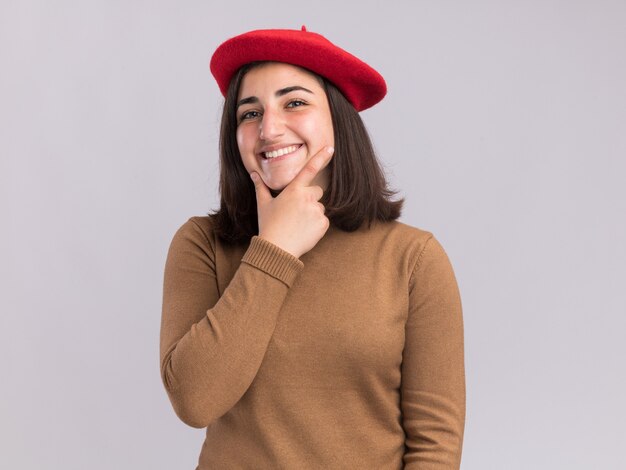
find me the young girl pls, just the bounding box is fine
[160,26,466,469]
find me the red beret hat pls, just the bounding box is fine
[209,26,386,112]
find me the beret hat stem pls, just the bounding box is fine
[209,26,387,112]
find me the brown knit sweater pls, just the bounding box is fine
[160,216,465,469]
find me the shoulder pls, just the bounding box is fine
[368,219,434,259]
[386,222,459,288]
[341,219,435,280]
[172,215,215,236]
[185,215,217,239]
[168,215,251,263]
[369,219,459,279]
[380,219,433,242]
[168,215,218,257]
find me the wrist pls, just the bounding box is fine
[257,234,300,258]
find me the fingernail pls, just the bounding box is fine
[327,146,334,155]
[250,172,258,182]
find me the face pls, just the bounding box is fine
[236,62,335,192]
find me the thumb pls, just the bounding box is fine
[250,172,272,205]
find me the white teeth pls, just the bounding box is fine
[264,145,299,159]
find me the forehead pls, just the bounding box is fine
[238,62,323,98]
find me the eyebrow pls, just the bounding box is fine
[237,86,314,109]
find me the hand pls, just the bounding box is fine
[250,146,334,258]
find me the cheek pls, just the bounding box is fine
[315,109,335,146]
[236,128,256,171]
[295,113,334,146]
[323,115,335,146]
[235,128,246,152]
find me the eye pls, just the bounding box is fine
[286,99,307,109]
[238,110,261,122]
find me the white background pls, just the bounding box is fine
[1,0,625,468]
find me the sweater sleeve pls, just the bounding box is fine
[159,218,304,428]
[402,235,466,469]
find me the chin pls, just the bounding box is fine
[264,178,292,193]
[268,184,287,195]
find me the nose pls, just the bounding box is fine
[259,106,284,140]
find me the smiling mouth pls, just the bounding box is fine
[260,144,303,160]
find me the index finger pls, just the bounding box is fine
[290,146,334,187]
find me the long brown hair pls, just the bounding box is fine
[210,61,403,244]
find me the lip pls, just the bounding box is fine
[257,143,303,155]
[258,144,304,163]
